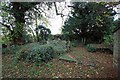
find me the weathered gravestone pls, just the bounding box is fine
[113,27,120,69]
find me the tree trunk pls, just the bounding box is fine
[11,3,26,44]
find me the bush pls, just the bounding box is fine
[18,44,55,63]
[71,40,80,47]
[18,40,67,63]
[48,40,67,55]
[103,34,113,45]
[2,45,20,54]
[86,44,96,52]
[2,40,67,63]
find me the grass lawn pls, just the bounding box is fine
[2,44,118,78]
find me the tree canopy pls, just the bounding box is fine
[0,2,53,44]
[62,2,118,43]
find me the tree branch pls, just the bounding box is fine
[54,2,63,16]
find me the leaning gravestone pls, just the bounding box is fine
[113,27,120,69]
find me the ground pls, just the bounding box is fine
[2,44,118,78]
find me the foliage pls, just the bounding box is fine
[71,40,80,47]
[35,25,51,42]
[2,40,67,62]
[103,34,113,45]
[47,40,67,55]
[16,40,67,63]
[2,42,117,78]
[19,44,54,63]
[2,45,20,54]
[0,2,53,44]
[26,8,51,42]
[2,27,12,44]
[22,30,34,43]
[2,22,34,44]
[103,18,116,45]
[86,44,96,52]
[62,2,117,43]
[1,33,12,45]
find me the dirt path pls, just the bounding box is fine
[66,45,118,78]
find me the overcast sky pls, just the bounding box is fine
[45,1,71,35]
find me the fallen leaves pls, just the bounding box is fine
[86,74,90,78]
[52,73,55,76]
[95,71,99,75]
[66,65,69,67]
[2,46,118,78]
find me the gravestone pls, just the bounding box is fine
[113,27,120,69]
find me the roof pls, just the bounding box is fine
[113,27,120,33]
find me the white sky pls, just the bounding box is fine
[46,1,71,35]
[48,16,63,35]
[115,4,120,20]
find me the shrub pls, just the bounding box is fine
[71,40,80,47]
[86,44,96,52]
[18,40,67,63]
[48,40,67,55]
[2,45,20,54]
[103,34,113,45]
[18,44,55,63]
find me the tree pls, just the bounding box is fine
[103,18,120,45]
[0,2,53,44]
[62,2,118,44]
[35,25,51,42]
[0,2,40,44]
